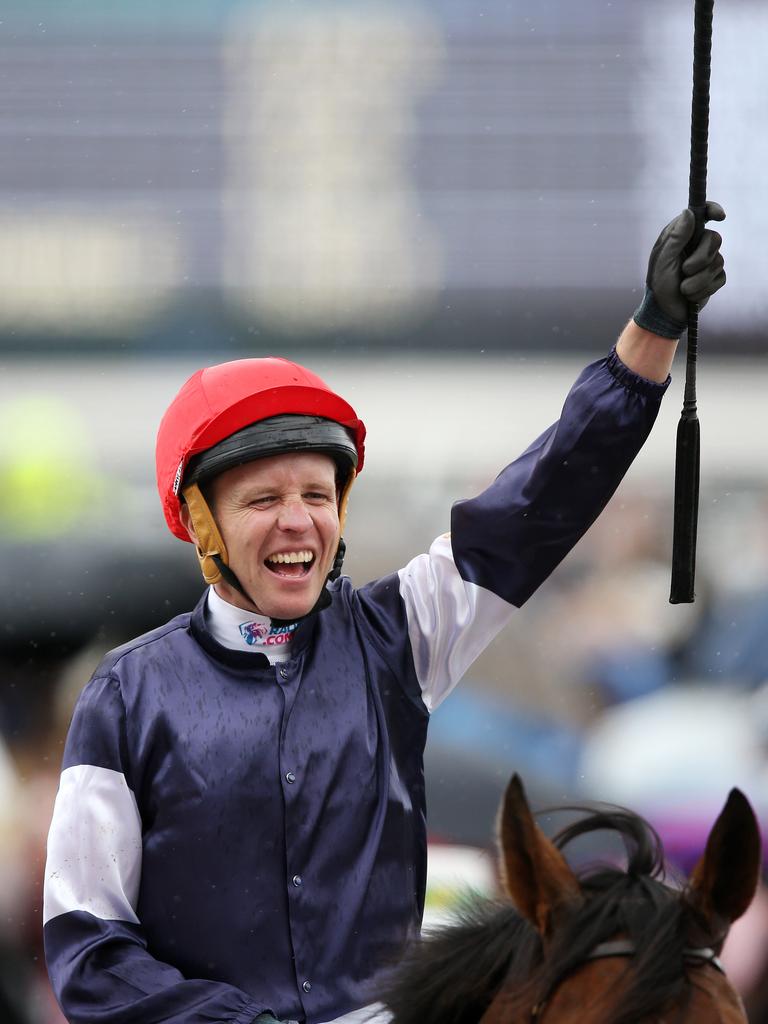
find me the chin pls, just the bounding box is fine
[262,589,324,622]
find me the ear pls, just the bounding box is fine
[337,469,356,534]
[498,774,582,937]
[684,788,762,942]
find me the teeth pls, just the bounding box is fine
[266,550,314,565]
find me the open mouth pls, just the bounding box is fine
[264,550,316,579]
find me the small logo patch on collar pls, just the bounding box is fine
[239,621,298,647]
[239,621,270,645]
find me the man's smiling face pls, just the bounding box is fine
[183,451,341,621]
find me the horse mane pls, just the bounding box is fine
[377,897,534,1024]
[380,805,699,1024]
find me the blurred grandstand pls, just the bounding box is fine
[2,0,768,1019]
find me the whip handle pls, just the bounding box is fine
[669,0,713,604]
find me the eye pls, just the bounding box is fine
[248,494,278,508]
[304,490,333,503]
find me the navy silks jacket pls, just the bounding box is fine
[44,351,668,1024]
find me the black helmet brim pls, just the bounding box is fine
[183,414,358,490]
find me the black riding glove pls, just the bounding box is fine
[633,200,726,339]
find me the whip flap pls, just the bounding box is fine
[669,0,715,604]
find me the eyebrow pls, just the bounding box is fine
[237,478,336,497]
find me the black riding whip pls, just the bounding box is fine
[669,0,714,604]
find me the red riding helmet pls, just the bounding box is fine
[156,356,366,542]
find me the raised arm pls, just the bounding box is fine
[350,347,670,718]
[388,203,727,712]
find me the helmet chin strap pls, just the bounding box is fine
[182,481,351,627]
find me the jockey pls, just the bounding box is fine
[44,206,725,1024]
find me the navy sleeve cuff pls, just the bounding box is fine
[606,345,671,397]
[632,286,687,340]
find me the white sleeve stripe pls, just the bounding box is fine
[397,533,514,712]
[43,764,142,926]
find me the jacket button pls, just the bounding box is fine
[302,981,312,993]
[279,666,289,680]
[285,771,296,784]
[292,874,302,887]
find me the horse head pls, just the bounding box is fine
[485,774,762,1023]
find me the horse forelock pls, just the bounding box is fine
[552,805,667,880]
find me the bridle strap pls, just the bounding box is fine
[531,940,725,1019]
[584,939,636,961]
[586,939,725,974]
[682,946,725,974]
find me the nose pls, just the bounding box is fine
[277,497,313,532]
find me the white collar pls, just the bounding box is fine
[204,586,297,663]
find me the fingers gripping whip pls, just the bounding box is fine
[670,0,715,604]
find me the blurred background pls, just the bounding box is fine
[1,0,767,1019]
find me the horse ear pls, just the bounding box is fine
[497,774,581,937]
[684,788,762,942]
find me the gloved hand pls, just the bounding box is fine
[633,200,726,339]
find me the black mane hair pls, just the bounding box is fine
[377,897,533,1024]
[379,806,701,1024]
